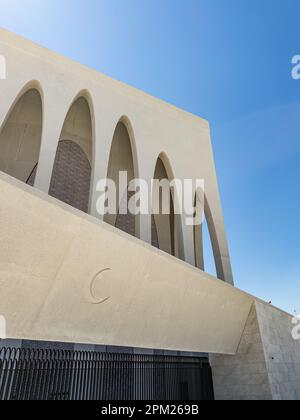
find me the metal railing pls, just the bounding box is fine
[0,348,214,401]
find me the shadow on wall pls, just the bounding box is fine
[151,155,183,260]
[104,119,139,238]
[0,88,42,185]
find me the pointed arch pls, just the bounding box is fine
[49,93,94,213]
[151,152,184,259]
[193,190,225,280]
[204,196,225,280]
[0,81,43,185]
[104,116,139,238]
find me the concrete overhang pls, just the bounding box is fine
[0,172,258,354]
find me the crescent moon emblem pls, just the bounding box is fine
[88,268,112,305]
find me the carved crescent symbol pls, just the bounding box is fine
[88,268,112,305]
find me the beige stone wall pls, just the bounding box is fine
[0,89,42,183]
[0,173,254,354]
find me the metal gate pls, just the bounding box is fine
[0,348,214,401]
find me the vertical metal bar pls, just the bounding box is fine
[0,346,214,402]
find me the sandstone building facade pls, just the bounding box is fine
[0,29,299,400]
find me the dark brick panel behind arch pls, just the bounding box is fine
[114,189,159,248]
[115,189,136,237]
[49,140,91,213]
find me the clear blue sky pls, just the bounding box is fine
[1,0,299,313]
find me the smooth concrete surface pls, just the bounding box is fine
[211,302,300,400]
[0,172,253,354]
[0,27,233,284]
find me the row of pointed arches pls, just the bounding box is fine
[0,84,218,276]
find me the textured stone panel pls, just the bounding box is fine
[211,302,300,400]
[114,190,160,247]
[0,173,253,354]
[256,302,300,401]
[211,304,272,400]
[115,190,136,237]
